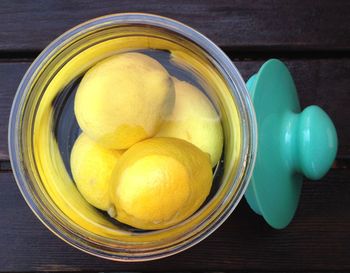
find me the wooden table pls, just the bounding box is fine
[0,1,349,272]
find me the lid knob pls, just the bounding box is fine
[295,105,337,180]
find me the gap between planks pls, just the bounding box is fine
[1,49,350,62]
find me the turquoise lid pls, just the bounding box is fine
[244,59,338,229]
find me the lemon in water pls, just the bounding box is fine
[108,137,213,230]
[70,134,122,210]
[74,52,175,150]
[157,78,223,166]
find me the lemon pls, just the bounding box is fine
[108,137,212,230]
[74,52,175,150]
[157,78,223,166]
[70,134,122,210]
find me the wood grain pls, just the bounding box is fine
[0,62,29,161]
[0,59,349,161]
[0,0,349,52]
[0,169,349,272]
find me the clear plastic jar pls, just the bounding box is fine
[9,13,257,261]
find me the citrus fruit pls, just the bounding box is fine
[70,134,122,210]
[74,52,175,149]
[108,137,212,230]
[157,78,223,166]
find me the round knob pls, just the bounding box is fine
[296,105,338,180]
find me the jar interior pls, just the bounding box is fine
[16,19,246,258]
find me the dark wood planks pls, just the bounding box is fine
[0,59,349,161]
[0,62,29,160]
[1,169,349,271]
[0,0,350,52]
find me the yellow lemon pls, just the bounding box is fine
[157,78,223,166]
[70,134,122,210]
[108,137,212,230]
[75,52,175,150]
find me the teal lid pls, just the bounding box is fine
[244,59,338,229]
